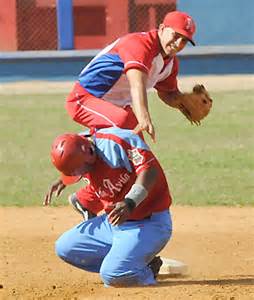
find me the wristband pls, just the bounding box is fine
[124,183,148,208]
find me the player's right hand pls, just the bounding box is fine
[134,121,156,142]
[43,179,66,206]
[107,202,131,226]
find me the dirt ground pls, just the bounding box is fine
[1,206,254,300]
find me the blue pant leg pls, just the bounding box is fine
[100,210,172,286]
[55,214,113,273]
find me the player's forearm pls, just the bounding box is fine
[126,69,151,123]
[158,90,182,108]
[124,167,157,211]
[135,166,158,191]
[132,90,151,125]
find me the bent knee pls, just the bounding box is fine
[65,100,78,121]
[55,235,99,272]
[55,231,79,260]
[100,267,138,287]
[55,236,70,260]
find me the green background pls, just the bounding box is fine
[0,90,253,206]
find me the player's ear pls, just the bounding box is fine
[158,23,165,32]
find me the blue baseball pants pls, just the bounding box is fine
[55,210,172,286]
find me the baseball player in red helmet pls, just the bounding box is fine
[65,11,196,141]
[44,127,172,286]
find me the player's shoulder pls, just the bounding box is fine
[116,30,159,54]
[95,127,150,151]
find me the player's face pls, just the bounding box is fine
[69,162,94,176]
[67,145,96,176]
[158,25,188,57]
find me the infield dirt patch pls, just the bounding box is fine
[1,206,254,300]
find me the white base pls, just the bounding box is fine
[159,257,188,275]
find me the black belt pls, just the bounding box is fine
[127,215,151,222]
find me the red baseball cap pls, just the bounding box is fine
[163,11,196,46]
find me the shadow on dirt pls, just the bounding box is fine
[157,275,254,286]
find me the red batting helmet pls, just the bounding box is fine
[50,134,96,176]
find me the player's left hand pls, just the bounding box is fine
[107,202,131,226]
[178,84,213,125]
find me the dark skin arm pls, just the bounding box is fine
[108,166,158,226]
[43,178,66,206]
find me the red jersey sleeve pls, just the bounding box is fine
[115,31,159,74]
[154,56,179,93]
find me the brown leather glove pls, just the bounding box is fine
[178,84,213,125]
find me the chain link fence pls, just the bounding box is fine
[128,0,176,32]
[16,0,57,50]
[1,0,176,51]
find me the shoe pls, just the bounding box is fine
[68,194,96,221]
[148,256,163,279]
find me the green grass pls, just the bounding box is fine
[0,90,253,206]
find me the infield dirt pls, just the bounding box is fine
[1,206,253,300]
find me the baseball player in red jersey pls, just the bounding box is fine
[65,11,196,141]
[44,127,172,286]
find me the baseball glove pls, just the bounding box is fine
[178,84,213,125]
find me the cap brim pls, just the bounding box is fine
[173,28,195,46]
[61,173,82,185]
[188,39,195,46]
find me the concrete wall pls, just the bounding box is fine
[1,47,253,82]
[1,1,253,80]
[178,0,254,46]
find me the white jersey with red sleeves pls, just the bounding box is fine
[74,127,172,220]
[78,30,179,108]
